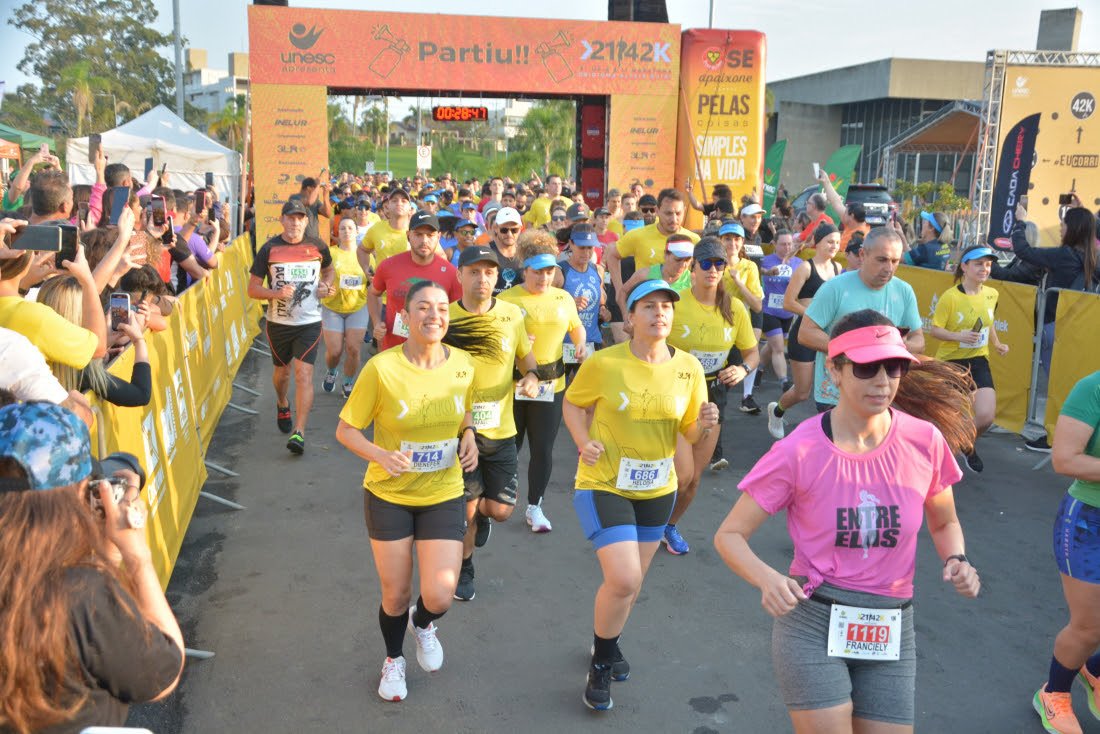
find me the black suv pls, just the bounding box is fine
[789,183,898,226]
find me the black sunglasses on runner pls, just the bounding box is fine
[640,207,657,214]
[845,359,911,380]
[698,259,727,271]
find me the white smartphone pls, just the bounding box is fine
[812,162,821,179]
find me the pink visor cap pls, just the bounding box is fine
[827,325,919,364]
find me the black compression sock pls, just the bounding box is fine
[411,596,445,630]
[378,605,407,659]
[773,404,786,417]
[1046,655,1078,693]
[593,633,620,665]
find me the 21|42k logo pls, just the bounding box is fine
[289,24,324,50]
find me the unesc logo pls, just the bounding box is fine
[282,23,336,68]
[1011,76,1030,98]
[289,24,323,49]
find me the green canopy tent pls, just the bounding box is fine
[0,122,54,151]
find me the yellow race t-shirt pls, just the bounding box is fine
[0,296,98,369]
[723,258,763,309]
[360,220,409,265]
[448,299,532,440]
[566,342,707,500]
[667,289,756,376]
[522,195,572,228]
[615,224,700,271]
[932,284,999,361]
[607,218,624,236]
[322,246,368,314]
[498,285,582,393]
[339,345,474,506]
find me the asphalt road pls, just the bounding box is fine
[130,341,1098,734]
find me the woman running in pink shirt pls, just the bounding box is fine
[715,308,981,733]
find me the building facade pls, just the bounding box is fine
[184,49,250,115]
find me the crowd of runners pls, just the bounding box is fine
[237,169,1100,733]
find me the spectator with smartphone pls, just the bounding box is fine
[1,145,60,212]
[896,211,951,270]
[26,169,73,227]
[0,402,185,733]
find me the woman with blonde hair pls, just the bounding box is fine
[36,276,153,408]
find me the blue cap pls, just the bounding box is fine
[961,247,997,263]
[571,229,599,247]
[462,201,477,210]
[524,253,559,270]
[626,278,682,311]
[423,194,439,203]
[437,209,457,219]
[719,221,745,237]
[920,211,944,234]
[623,218,645,232]
[0,402,93,491]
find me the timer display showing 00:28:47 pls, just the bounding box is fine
[431,106,489,122]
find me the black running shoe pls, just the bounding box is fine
[740,395,761,414]
[964,450,984,473]
[286,430,305,455]
[583,662,614,711]
[474,512,492,548]
[454,560,475,601]
[276,405,292,434]
[1025,436,1052,453]
[589,643,630,681]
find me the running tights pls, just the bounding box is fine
[514,391,564,506]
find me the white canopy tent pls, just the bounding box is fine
[67,105,242,230]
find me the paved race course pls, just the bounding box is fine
[129,343,1095,734]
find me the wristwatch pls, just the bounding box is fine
[944,554,968,566]
[460,425,477,439]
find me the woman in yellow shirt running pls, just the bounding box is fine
[664,237,760,554]
[930,245,1009,473]
[321,217,370,397]
[564,278,718,711]
[335,280,495,704]
[499,233,586,533]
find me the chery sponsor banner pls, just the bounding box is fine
[674,30,767,231]
[995,66,1100,247]
[248,6,681,96]
[987,113,1040,249]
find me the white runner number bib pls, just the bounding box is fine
[826,603,902,661]
[472,401,501,430]
[973,328,989,349]
[691,349,727,374]
[392,310,410,338]
[563,342,593,364]
[516,380,555,403]
[400,439,458,473]
[615,457,673,492]
[767,292,786,311]
[339,274,364,290]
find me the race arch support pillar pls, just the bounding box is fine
[579,96,608,207]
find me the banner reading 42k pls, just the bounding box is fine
[987,113,1041,248]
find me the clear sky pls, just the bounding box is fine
[2,0,1097,110]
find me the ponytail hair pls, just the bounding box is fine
[403,279,504,363]
[714,277,735,326]
[829,309,977,454]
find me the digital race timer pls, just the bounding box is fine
[432,106,490,122]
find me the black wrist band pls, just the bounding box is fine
[460,425,476,437]
[525,369,539,377]
[944,553,968,566]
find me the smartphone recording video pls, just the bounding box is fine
[5,224,60,252]
[162,216,175,245]
[150,195,167,226]
[108,186,131,226]
[194,190,208,215]
[56,225,78,268]
[109,293,131,332]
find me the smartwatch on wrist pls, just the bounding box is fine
[460,425,477,439]
[944,553,968,566]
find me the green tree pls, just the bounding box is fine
[361,104,388,148]
[208,95,246,151]
[511,100,575,178]
[55,61,112,136]
[0,84,52,137]
[10,0,174,134]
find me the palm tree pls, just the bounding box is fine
[361,105,388,147]
[515,100,575,178]
[208,95,246,151]
[56,61,111,136]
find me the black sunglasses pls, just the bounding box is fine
[842,358,911,380]
[640,207,657,214]
[698,259,727,271]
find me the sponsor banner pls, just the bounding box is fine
[674,30,767,231]
[762,139,787,214]
[251,83,329,247]
[821,145,863,224]
[900,265,1035,433]
[987,114,1040,249]
[1046,290,1100,438]
[248,6,681,96]
[997,66,1100,247]
[607,92,678,192]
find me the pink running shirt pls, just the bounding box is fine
[738,410,962,599]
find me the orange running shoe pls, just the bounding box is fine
[1033,686,1083,734]
[1079,665,1100,720]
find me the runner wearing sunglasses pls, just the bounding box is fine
[499,233,586,533]
[929,246,1009,474]
[563,278,717,711]
[715,309,980,733]
[663,238,759,555]
[619,234,695,306]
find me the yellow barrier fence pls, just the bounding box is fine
[1044,289,1100,439]
[899,265,1037,434]
[90,234,258,589]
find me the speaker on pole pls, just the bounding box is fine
[607,0,668,22]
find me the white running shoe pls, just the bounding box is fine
[378,656,407,701]
[407,606,444,672]
[525,501,553,533]
[767,402,786,440]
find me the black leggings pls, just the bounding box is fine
[513,390,564,505]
